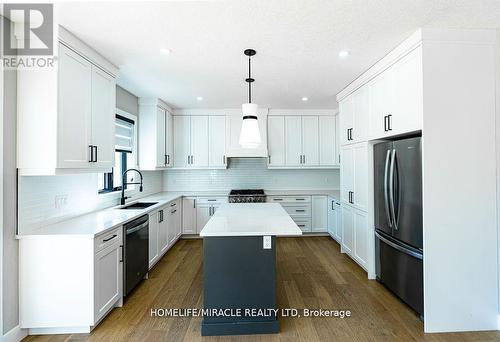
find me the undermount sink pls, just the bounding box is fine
[120,202,158,209]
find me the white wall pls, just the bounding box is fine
[422,30,498,332]
[164,158,339,191]
[497,27,500,316]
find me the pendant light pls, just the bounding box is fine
[239,49,261,149]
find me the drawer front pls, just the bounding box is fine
[267,196,311,203]
[293,218,311,232]
[95,227,122,253]
[168,198,182,209]
[197,197,228,204]
[282,205,311,217]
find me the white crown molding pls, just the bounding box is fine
[138,98,173,112]
[58,25,118,76]
[336,28,496,102]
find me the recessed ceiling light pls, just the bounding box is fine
[160,48,171,55]
[338,50,349,58]
[196,96,203,101]
[301,97,309,102]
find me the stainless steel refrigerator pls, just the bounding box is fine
[374,136,423,316]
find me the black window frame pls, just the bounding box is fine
[98,114,135,194]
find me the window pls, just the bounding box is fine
[98,114,136,194]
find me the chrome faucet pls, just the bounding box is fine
[120,168,144,205]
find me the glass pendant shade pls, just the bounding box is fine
[239,103,261,148]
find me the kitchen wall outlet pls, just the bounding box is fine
[54,194,68,209]
[263,236,271,249]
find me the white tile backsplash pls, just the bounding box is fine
[18,159,339,233]
[163,158,339,191]
[18,171,163,233]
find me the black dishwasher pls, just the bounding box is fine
[123,214,149,296]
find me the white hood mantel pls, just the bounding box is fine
[226,108,268,158]
[173,108,269,158]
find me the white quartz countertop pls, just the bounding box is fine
[200,203,303,237]
[17,192,185,238]
[265,190,340,198]
[18,189,336,238]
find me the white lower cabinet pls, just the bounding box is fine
[19,227,123,334]
[341,205,354,255]
[94,235,122,322]
[148,211,159,268]
[182,197,197,234]
[149,199,182,270]
[341,203,368,271]
[353,209,368,269]
[195,197,226,233]
[311,195,328,232]
[327,198,342,243]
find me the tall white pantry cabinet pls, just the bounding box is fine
[17,26,118,176]
[337,28,498,333]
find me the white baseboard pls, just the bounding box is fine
[3,325,28,342]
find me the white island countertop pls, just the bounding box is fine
[200,203,303,237]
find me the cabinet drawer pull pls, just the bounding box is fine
[103,234,117,242]
[88,145,93,162]
[384,115,388,132]
[170,202,177,207]
[295,198,305,201]
[273,198,283,201]
[171,209,177,214]
[298,225,305,228]
[93,146,98,162]
[387,114,392,131]
[207,199,217,202]
[295,209,305,212]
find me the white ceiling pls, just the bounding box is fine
[55,1,500,109]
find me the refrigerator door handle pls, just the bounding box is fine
[375,231,423,260]
[389,149,398,230]
[384,149,393,228]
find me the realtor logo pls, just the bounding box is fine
[3,3,54,56]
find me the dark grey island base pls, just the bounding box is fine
[202,235,279,336]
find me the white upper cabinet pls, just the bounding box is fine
[173,116,191,168]
[209,116,227,167]
[268,114,336,169]
[138,99,173,170]
[340,87,369,147]
[368,46,423,139]
[190,116,209,167]
[57,44,92,169]
[392,47,423,135]
[17,27,118,176]
[173,115,226,169]
[91,66,115,169]
[340,142,368,212]
[284,116,302,166]
[165,112,173,167]
[156,108,166,167]
[319,116,336,166]
[339,96,354,146]
[267,116,285,166]
[301,116,319,166]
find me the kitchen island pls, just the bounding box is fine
[200,203,302,336]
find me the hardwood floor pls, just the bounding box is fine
[24,237,500,342]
